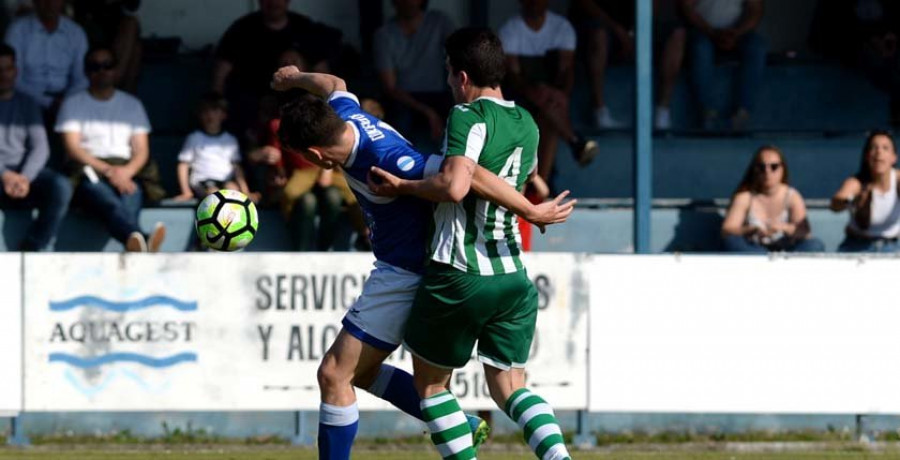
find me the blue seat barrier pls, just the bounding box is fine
[552,135,862,200]
[0,208,353,252]
[573,63,889,132]
[531,206,849,254]
[0,205,851,253]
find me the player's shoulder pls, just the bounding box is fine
[450,102,487,120]
[328,90,360,105]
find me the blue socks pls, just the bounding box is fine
[318,402,359,460]
[318,365,423,458]
[366,364,423,420]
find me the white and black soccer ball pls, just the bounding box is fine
[195,190,259,251]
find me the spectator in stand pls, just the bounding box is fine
[0,44,72,251]
[249,47,369,251]
[56,46,165,253]
[374,0,455,143]
[4,0,89,113]
[570,0,686,130]
[721,146,824,253]
[499,0,600,183]
[173,93,251,202]
[831,130,900,252]
[72,0,143,93]
[212,0,342,146]
[679,0,766,131]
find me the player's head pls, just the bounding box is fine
[197,92,228,134]
[84,46,118,90]
[444,27,506,103]
[0,44,17,95]
[278,93,347,169]
[856,130,897,183]
[735,145,789,196]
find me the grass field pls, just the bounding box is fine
[4,447,900,460]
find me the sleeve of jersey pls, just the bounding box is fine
[327,91,361,118]
[376,148,438,181]
[444,106,487,163]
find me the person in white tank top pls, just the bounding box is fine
[832,130,900,252]
[722,145,824,252]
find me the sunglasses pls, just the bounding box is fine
[86,60,115,73]
[755,162,782,172]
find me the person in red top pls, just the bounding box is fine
[261,116,367,251]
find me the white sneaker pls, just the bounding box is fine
[125,232,147,252]
[654,106,672,130]
[594,106,624,129]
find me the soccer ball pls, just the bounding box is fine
[195,190,258,251]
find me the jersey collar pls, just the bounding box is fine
[475,96,515,107]
[344,121,360,168]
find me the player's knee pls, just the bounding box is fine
[317,355,350,392]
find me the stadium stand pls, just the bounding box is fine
[0,0,894,255]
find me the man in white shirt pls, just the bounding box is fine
[498,0,599,184]
[56,46,165,252]
[679,0,766,130]
[5,0,89,111]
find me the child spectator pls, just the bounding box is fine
[721,145,824,252]
[174,93,251,201]
[831,130,900,252]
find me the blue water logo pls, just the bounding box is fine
[49,295,199,396]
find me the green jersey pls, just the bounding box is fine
[429,97,539,276]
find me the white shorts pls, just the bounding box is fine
[342,261,422,351]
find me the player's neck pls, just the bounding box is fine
[465,86,504,103]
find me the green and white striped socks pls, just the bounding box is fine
[505,388,571,460]
[421,391,477,460]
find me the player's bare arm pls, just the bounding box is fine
[368,160,576,229]
[271,66,347,97]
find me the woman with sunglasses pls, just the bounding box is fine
[721,145,824,252]
[831,130,900,252]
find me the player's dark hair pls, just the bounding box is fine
[855,130,896,184]
[445,27,506,88]
[278,93,346,151]
[197,92,228,113]
[0,44,15,62]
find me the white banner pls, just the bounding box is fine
[0,253,21,414]
[588,255,900,414]
[23,253,587,411]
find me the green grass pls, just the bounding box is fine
[3,447,900,460]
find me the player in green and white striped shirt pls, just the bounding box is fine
[368,27,574,460]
